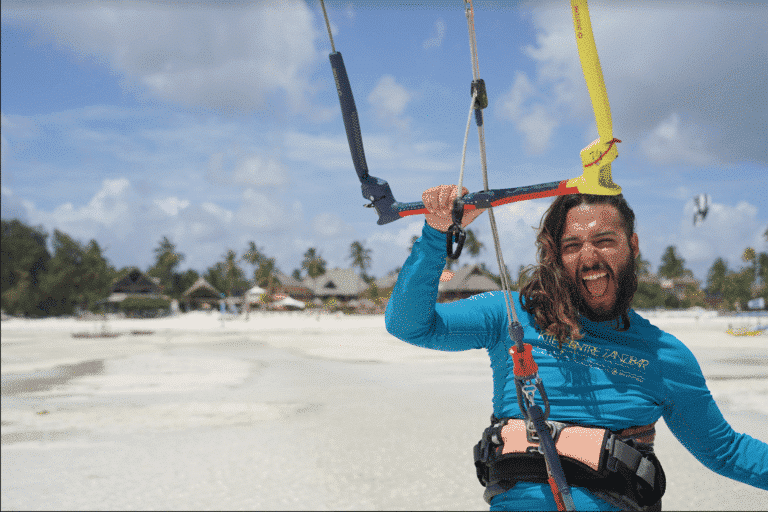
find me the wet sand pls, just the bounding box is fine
[2,311,766,510]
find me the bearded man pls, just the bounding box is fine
[385,185,768,511]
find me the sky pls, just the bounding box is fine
[1,0,766,284]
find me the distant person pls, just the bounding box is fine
[385,185,768,511]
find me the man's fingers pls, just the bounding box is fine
[423,184,486,232]
[462,206,487,227]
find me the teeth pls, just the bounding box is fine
[583,272,607,281]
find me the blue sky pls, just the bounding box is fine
[2,0,766,283]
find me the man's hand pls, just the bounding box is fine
[422,184,486,233]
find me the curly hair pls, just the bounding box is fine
[519,194,638,345]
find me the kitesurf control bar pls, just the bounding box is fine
[328,51,619,226]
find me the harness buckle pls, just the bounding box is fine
[606,434,619,472]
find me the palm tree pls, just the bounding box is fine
[349,240,373,283]
[148,236,185,293]
[254,256,279,294]
[464,228,484,259]
[223,249,245,297]
[302,248,326,279]
[243,242,264,274]
[743,247,757,291]
[635,252,652,276]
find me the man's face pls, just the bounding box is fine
[560,204,639,321]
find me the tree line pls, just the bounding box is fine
[1,219,376,317]
[2,219,766,317]
[632,244,768,311]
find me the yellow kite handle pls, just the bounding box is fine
[566,0,621,195]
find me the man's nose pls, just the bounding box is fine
[579,242,600,264]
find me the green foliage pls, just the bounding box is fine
[204,250,248,297]
[242,242,264,269]
[253,255,280,291]
[349,241,372,276]
[364,281,380,301]
[119,296,170,314]
[147,236,185,296]
[1,219,51,316]
[706,257,729,295]
[758,252,768,302]
[464,229,484,259]
[705,256,760,310]
[658,246,686,278]
[632,282,666,310]
[301,248,326,279]
[172,269,199,297]
[635,252,652,276]
[723,269,754,310]
[2,221,113,316]
[39,231,113,315]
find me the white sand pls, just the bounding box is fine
[2,310,766,510]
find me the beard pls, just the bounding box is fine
[566,254,637,323]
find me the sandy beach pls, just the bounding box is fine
[2,310,766,510]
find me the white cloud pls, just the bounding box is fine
[515,105,559,155]
[497,72,536,122]
[641,113,716,166]
[234,189,296,232]
[3,1,322,115]
[369,219,423,250]
[496,70,561,155]
[423,18,446,50]
[311,212,354,238]
[285,129,453,175]
[0,187,29,223]
[201,202,233,225]
[154,197,190,217]
[233,155,289,187]
[368,75,413,132]
[23,178,135,245]
[503,1,768,164]
[285,131,352,170]
[493,199,551,271]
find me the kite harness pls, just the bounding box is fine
[319,0,648,509]
[473,417,666,509]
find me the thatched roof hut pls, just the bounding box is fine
[182,277,221,310]
[107,268,163,303]
[304,268,367,301]
[274,271,313,302]
[438,264,500,302]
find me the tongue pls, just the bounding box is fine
[584,274,609,297]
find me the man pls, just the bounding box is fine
[385,185,767,511]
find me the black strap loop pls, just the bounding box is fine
[446,197,466,259]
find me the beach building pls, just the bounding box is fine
[640,273,702,301]
[104,268,169,316]
[304,268,368,305]
[437,264,500,302]
[374,271,399,295]
[182,276,221,311]
[108,268,162,299]
[274,271,313,302]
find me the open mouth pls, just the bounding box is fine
[582,270,610,298]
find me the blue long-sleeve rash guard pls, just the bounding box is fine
[385,222,768,511]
